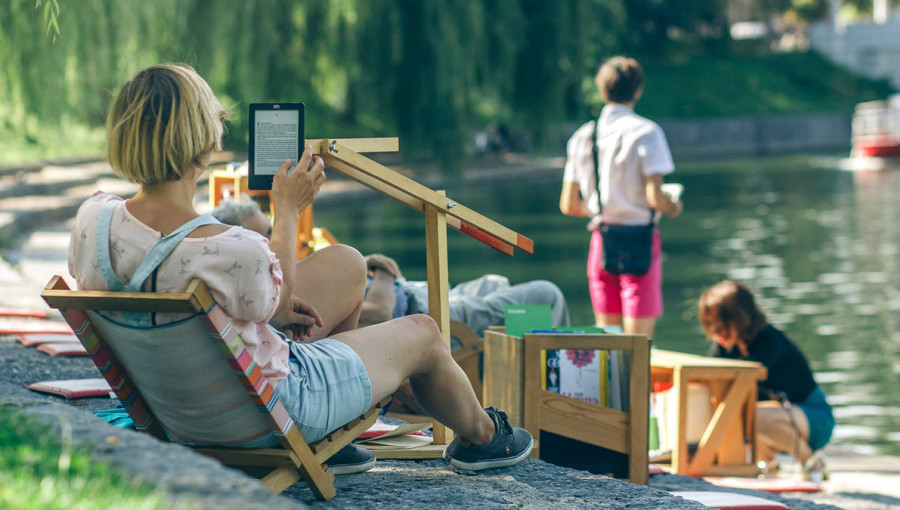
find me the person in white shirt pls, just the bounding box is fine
[559,56,682,337]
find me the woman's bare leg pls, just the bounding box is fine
[595,312,622,329]
[331,314,495,445]
[624,316,656,338]
[757,401,812,463]
[292,244,366,340]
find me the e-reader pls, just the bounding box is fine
[248,102,304,190]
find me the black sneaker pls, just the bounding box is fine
[443,407,533,471]
[325,444,376,475]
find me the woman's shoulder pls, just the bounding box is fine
[184,225,272,252]
[76,192,123,216]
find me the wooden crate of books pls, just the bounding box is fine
[649,349,767,477]
[483,330,650,484]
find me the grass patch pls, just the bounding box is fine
[0,119,105,166]
[637,52,894,119]
[0,406,170,510]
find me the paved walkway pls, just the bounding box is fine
[2,159,899,509]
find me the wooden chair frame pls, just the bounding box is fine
[42,276,387,501]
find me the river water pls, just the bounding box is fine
[315,153,900,456]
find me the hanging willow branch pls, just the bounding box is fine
[35,0,60,43]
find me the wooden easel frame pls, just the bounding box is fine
[311,137,533,455]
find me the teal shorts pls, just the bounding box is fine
[796,386,834,451]
[273,338,372,443]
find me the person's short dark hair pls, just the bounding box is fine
[698,280,769,345]
[595,56,644,105]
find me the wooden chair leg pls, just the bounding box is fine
[260,467,304,495]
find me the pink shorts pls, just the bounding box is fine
[587,228,663,318]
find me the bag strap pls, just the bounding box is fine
[591,118,654,226]
[96,200,221,326]
[97,200,220,293]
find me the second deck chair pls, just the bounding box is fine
[41,276,387,501]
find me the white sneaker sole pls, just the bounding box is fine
[444,437,534,471]
[328,457,376,475]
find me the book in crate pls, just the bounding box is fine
[540,326,631,412]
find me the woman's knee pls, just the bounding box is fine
[322,244,366,285]
[405,313,450,359]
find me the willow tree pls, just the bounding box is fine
[3,0,729,168]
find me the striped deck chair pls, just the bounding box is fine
[42,276,387,501]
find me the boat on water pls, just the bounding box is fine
[841,94,900,171]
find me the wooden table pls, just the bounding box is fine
[650,349,767,477]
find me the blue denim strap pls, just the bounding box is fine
[96,200,220,325]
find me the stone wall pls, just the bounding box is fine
[659,113,851,159]
[558,113,851,159]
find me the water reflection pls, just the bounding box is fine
[316,154,900,455]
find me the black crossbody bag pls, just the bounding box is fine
[591,120,654,276]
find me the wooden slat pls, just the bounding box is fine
[311,410,380,462]
[424,195,453,446]
[629,335,651,485]
[652,349,768,374]
[323,140,530,253]
[309,137,399,154]
[42,279,208,314]
[483,330,526,427]
[322,152,517,255]
[195,448,295,467]
[260,467,304,495]
[687,372,757,476]
[42,278,214,314]
[536,390,631,453]
[276,427,336,500]
[425,197,451,345]
[528,333,637,351]
[672,366,689,475]
[322,154,425,212]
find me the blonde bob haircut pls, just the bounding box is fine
[106,64,226,185]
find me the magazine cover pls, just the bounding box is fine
[557,349,601,405]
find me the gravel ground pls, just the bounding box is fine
[0,323,848,510]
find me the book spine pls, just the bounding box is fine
[599,350,610,407]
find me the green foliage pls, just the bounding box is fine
[0,1,895,167]
[34,0,59,42]
[635,52,895,119]
[0,407,170,510]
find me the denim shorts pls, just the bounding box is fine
[796,386,834,451]
[588,228,663,318]
[273,338,372,443]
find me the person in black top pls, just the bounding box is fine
[699,280,834,481]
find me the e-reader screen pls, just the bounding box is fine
[248,103,304,190]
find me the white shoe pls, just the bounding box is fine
[802,450,829,484]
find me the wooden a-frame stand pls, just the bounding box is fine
[309,137,533,458]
